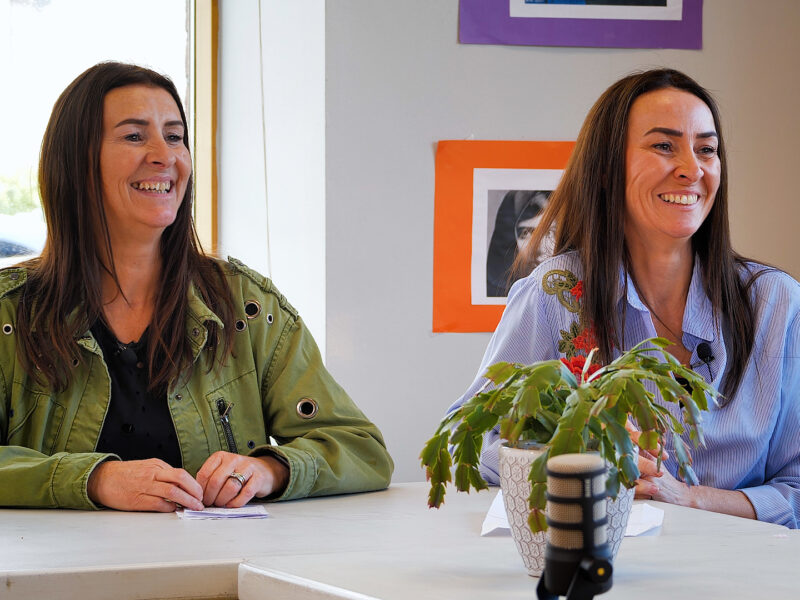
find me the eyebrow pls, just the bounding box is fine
[114,118,184,128]
[644,126,718,139]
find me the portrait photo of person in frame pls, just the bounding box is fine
[485,189,553,297]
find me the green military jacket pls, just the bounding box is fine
[0,258,393,509]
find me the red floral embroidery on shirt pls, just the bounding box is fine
[542,270,601,360]
[572,325,598,354]
[561,355,600,382]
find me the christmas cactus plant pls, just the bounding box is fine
[420,337,718,532]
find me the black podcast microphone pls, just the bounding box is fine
[536,453,612,600]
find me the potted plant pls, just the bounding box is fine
[420,337,717,574]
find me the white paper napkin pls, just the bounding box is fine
[480,490,664,536]
[624,502,664,536]
[481,489,510,536]
[177,504,270,520]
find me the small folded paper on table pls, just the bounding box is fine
[177,504,270,520]
[624,502,664,536]
[481,490,664,537]
[481,489,511,536]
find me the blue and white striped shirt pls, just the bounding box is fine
[448,251,800,528]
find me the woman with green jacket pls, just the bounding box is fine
[0,62,393,511]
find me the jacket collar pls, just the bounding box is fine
[71,282,225,356]
[3,266,225,359]
[186,282,224,356]
[0,267,27,298]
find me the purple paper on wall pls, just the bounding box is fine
[459,0,702,50]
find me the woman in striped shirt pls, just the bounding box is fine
[450,69,799,528]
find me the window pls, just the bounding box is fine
[0,0,197,268]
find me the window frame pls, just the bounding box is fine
[191,0,219,254]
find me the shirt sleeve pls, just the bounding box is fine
[739,311,800,528]
[445,272,563,484]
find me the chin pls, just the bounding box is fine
[666,228,702,242]
[138,216,179,233]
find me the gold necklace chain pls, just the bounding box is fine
[649,310,683,345]
[628,275,684,346]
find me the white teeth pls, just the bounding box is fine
[133,181,171,193]
[660,193,698,205]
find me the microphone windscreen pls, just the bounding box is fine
[546,454,607,550]
[697,342,714,363]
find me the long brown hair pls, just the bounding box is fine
[513,68,757,400]
[16,61,235,392]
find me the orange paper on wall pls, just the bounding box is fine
[432,140,574,332]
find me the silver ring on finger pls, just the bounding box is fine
[228,471,247,487]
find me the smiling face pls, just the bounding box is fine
[99,84,191,245]
[624,87,721,252]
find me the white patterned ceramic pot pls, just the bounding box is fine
[499,443,548,576]
[498,443,635,577]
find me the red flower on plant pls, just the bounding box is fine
[570,281,583,300]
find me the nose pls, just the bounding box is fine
[146,136,176,168]
[674,150,703,183]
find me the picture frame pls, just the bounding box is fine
[433,140,574,333]
[459,0,703,50]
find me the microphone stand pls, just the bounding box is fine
[536,557,612,600]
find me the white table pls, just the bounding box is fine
[1,483,797,599]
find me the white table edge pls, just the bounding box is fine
[238,562,379,600]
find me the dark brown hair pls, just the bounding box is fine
[513,68,757,400]
[16,61,235,392]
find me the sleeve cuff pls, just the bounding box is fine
[739,485,796,528]
[249,444,317,501]
[52,453,119,510]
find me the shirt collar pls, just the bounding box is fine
[619,257,716,343]
[682,259,716,342]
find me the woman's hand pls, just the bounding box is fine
[87,459,205,512]
[633,452,665,500]
[625,420,670,500]
[634,455,689,503]
[195,452,290,508]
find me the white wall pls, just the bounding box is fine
[325,0,800,482]
[218,1,800,484]
[218,0,326,354]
